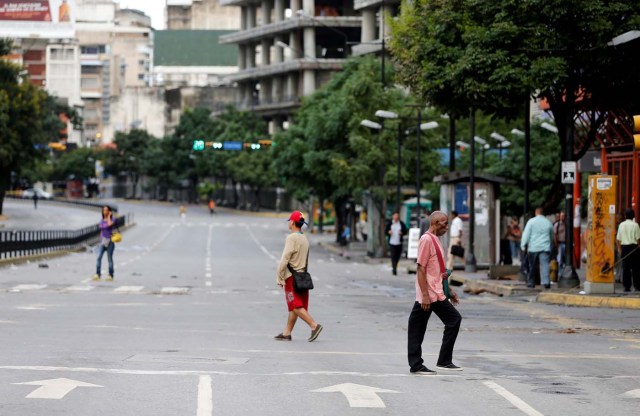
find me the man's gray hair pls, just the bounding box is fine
[430,210,448,222]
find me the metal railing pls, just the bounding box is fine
[0,215,129,260]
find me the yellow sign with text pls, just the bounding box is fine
[586,175,618,283]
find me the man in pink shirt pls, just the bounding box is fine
[408,211,462,375]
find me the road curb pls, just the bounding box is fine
[537,292,640,309]
[459,278,536,297]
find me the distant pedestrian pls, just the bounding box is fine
[208,199,215,215]
[408,210,462,375]
[446,210,464,270]
[521,207,554,288]
[274,211,323,342]
[554,212,567,270]
[616,208,640,292]
[93,205,115,281]
[33,191,38,209]
[357,212,368,242]
[179,205,187,224]
[339,224,351,246]
[419,211,431,237]
[506,216,522,265]
[386,211,407,275]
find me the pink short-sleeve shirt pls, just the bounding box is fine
[415,232,446,303]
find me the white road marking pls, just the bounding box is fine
[205,282,212,287]
[61,285,94,292]
[311,383,399,408]
[483,380,544,416]
[197,375,213,416]
[160,287,190,295]
[244,224,277,261]
[12,284,47,291]
[113,286,144,293]
[621,389,640,398]
[13,377,102,399]
[205,273,212,278]
[16,306,47,310]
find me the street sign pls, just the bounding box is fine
[223,141,243,151]
[13,378,102,399]
[407,228,421,259]
[311,383,399,408]
[561,161,577,184]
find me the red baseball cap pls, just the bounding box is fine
[288,211,306,224]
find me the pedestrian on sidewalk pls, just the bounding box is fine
[386,211,407,275]
[616,208,640,292]
[446,210,464,270]
[521,207,554,289]
[32,191,38,209]
[554,212,567,271]
[506,216,522,265]
[208,199,215,215]
[179,205,187,224]
[274,211,323,342]
[408,211,462,376]
[93,205,116,281]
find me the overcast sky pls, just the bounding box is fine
[114,0,165,29]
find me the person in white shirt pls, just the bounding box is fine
[446,210,464,269]
[386,212,407,275]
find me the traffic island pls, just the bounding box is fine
[537,291,640,310]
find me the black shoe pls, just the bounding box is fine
[274,333,292,341]
[392,269,397,275]
[410,366,437,376]
[308,324,323,342]
[544,284,550,289]
[624,289,631,293]
[436,363,463,371]
[527,284,534,288]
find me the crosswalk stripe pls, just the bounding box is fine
[61,285,94,292]
[160,287,190,295]
[113,286,144,293]
[11,284,47,291]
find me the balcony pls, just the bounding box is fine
[223,58,344,83]
[219,16,361,44]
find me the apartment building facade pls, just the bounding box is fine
[219,0,362,130]
[167,0,241,30]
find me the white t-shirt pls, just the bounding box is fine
[389,222,402,245]
[450,216,463,239]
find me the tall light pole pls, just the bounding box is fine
[491,132,511,159]
[466,110,477,272]
[416,120,439,219]
[473,135,487,170]
[375,110,400,210]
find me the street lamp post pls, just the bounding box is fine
[466,110,477,272]
[490,132,511,159]
[416,120,439,219]
[473,136,487,170]
[375,110,401,210]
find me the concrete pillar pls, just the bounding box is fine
[362,8,376,42]
[245,43,255,68]
[241,7,247,30]
[286,73,298,97]
[274,0,284,22]
[303,27,316,59]
[261,78,272,103]
[379,4,393,39]
[238,45,247,69]
[289,32,301,59]
[302,0,313,17]
[303,70,315,96]
[273,35,284,63]
[261,39,270,66]
[291,0,302,15]
[247,5,257,28]
[271,76,282,102]
[260,0,271,26]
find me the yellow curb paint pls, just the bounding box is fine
[537,292,640,310]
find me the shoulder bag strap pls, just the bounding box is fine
[427,233,446,275]
[287,243,310,273]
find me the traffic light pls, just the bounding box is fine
[193,140,205,151]
[633,115,640,149]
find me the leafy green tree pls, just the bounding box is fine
[104,129,155,198]
[49,147,98,182]
[390,0,640,213]
[0,39,72,214]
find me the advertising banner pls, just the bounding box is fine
[0,0,75,38]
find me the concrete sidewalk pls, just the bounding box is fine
[315,234,640,310]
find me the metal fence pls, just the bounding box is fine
[0,215,128,260]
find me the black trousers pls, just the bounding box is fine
[390,244,403,272]
[621,245,640,291]
[407,300,462,371]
